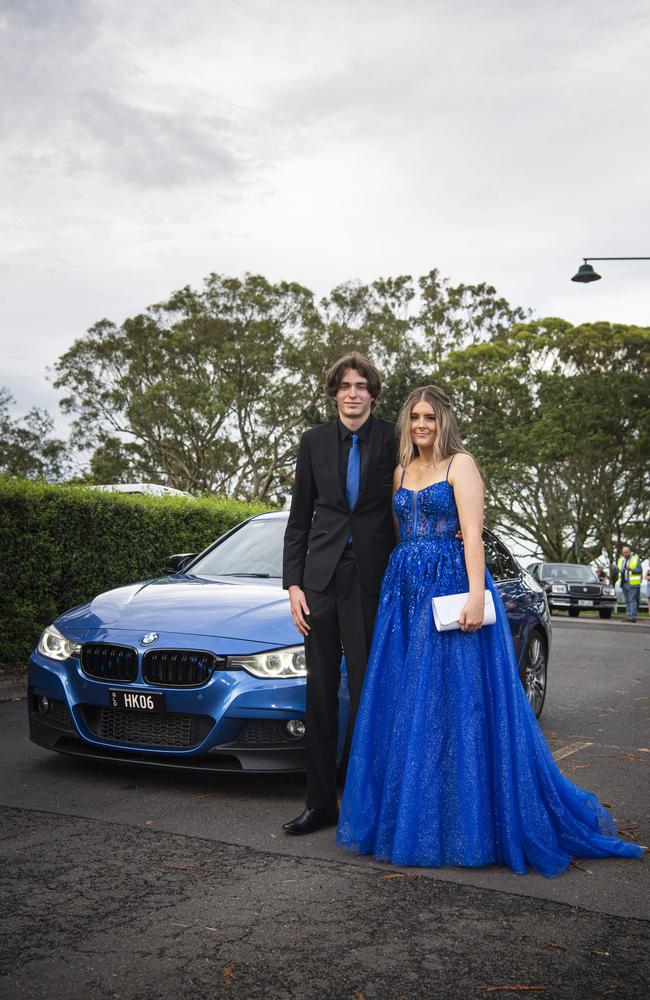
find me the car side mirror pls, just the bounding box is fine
[165,553,196,573]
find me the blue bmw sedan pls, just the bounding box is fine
[29,512,551,773]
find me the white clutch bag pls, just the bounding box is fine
[432,590,496,632]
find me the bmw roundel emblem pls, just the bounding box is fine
[140,632,159,646]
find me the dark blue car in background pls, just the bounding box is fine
[29,512,551,774]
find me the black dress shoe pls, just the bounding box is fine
[282,807,339,835]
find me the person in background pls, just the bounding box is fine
[617,544,643,623]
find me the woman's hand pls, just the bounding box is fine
[459,593,484,632]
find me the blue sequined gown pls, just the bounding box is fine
[336,479,643,877]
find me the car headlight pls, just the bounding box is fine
[551,583,567,594]
[229,645,306,678]
[37,625,82,662]
[603,586,615,596]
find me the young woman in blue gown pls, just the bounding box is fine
[336,385,643,877]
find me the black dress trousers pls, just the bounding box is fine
[303,547,379,810]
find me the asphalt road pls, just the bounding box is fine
[1,621,648,999]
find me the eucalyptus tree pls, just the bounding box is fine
[415,268,529,369]
[54,274,323,499]
[316,270,528,422]
[54,269,531,500]
[0,387,68,480]
[439,319,650,561]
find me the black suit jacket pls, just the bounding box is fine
[282,416,397,594]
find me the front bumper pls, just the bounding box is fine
[29,708,307,772]
[28,645,345,774]
[548,595,616,612]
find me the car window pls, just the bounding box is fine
[540,564,598,583]
[495,538,518,580]
[190,518,286,578]
[484,535,501,580]
[484,534,512,581]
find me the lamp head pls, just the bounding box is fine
[571,262,601,283]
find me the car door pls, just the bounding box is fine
[484,532,527,660]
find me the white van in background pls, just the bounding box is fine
[92,483,194,499]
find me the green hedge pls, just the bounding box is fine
[0,477,273,667]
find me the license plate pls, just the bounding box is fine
[577,600,593,607]
[109,689,165,711]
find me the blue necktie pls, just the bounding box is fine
[345,433,360,510]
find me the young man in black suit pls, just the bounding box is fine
[282,353,397,834]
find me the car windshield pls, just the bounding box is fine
[189,517,286,579]
[540,564,598,583]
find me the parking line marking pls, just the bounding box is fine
[552,740,594,760]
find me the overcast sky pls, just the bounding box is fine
[2,0,649,434]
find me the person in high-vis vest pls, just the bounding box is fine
[617,545,643,622]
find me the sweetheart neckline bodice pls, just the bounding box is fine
[397,480,451,496]
[394,480,459,543]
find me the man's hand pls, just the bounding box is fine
[288,585,311,636]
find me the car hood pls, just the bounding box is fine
[56,575,300,645]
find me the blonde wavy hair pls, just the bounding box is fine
[397,385,469,472]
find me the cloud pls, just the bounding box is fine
[0,0,95,33]
[0,0,243,187]
[73,89,240,187]
[1,0,649,437]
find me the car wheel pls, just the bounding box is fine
[568,608,580,617]
[598,608,613,619]
[519,631,547,719]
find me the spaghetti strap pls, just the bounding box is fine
[399,465,406,488]
[445,455,456,481]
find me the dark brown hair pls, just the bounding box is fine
[324,352,382,404]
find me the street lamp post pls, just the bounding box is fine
[571,257,650,283]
